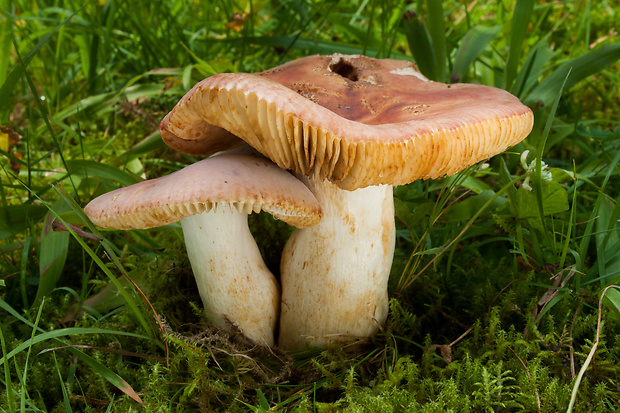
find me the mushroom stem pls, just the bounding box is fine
[181,207,280,347]
[278,179,395,350]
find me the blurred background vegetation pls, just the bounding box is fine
[0,0,619,411]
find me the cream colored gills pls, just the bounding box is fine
[279,179,395,350]
[181,208,280,347]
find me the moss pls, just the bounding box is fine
[280,305,618,412]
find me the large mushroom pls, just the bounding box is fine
[84,151,321,347]
[159,54,534,350]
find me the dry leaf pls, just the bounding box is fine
[225,13,247,32]
[428,344,452,364]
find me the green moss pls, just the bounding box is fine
[276,304,618,412]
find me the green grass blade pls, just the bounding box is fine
[86,9,103,95]
[0,325,149,368]
[513,41,558,98]
[574,0,592,53]
[595,197,620,286]
[452,25,501,82]
[402,10,436,79]
[74,30,91,83]
[504,0,534,91]
[425,0,446,81]
[361,0,377,55]
[531,69,571,255]
[534,292,566,323]
[179,43,218,77]
[256,388,270,410]
[20,298,45,411]
[53,353,73,413]
[0,0,13,87]
[68,348,144,405]
[19,236,32,308]
[116,131,165,165]
[0,324,16,413]
[526,42,620,107]
[33,210,70,308]
[558,175,578,270]
[66,159,142,187]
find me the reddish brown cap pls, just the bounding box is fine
[84,153,322,229]
[161,54,534,190]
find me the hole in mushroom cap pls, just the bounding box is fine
[329,59,359,82]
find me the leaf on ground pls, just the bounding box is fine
[443,190,507,222]
[514,181,569,219]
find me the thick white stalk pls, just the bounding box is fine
[181,208,280,347]
[278,179,396,350]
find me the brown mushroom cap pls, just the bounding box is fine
[161,54,534,190]
[84,154,322,230]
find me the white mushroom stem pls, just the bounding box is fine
[278,179,395,350]
[181,206,280,347]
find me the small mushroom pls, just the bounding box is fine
[84,152,321,346]
[160,54,534,350]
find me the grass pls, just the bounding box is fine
[1,0,619,411]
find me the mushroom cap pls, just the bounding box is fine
[161,54,534,190]
[84,154,322,230]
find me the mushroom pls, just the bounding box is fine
[159,54,534,349]
[84,151,321,347]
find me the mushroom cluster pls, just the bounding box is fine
[85,149,321,347]
[86,54,534,350]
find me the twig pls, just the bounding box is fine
[449,326,473,347]
[568,302,583,379]
[567,285,618,412]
